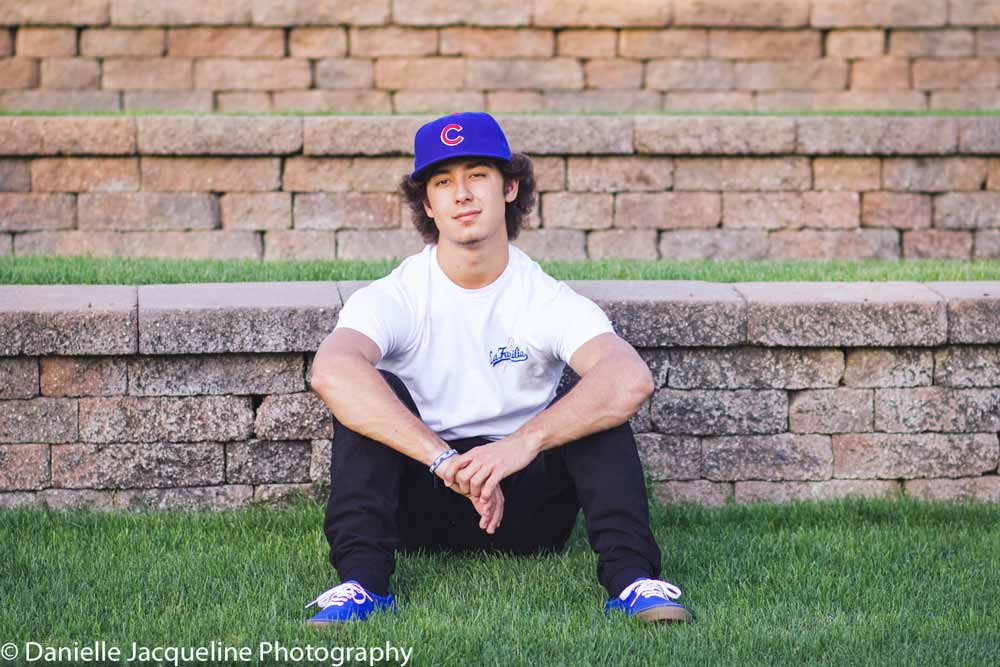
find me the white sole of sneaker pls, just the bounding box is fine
[637,605,693,623]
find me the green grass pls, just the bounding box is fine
[2,110,1000,117]
[3,255,1000,286]
[1,496,999,666]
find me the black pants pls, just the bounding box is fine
[323,370,662,599]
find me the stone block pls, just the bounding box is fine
[194,58,311,90]
[789,388,874,433]
[925,281,1000,343]
[913,57,999,89]
[220,193,291,231]
[797,116,957,154]
[40,356,126,397]
[0,444,48,490]
[80,28,164,56]
[584,59,643,89]
[767,229,900,260]
[659,229,769,260]
[587,230,658,260]
[337,230,424,259]
[851,57,910,89]
[0,358,37,399]
[904,476,1000,503]
[31,158,138,193]
[440,27,552,57]
[114,485,253,510]
[142,157,280,192]
[310,438,332,483]
[14,27,76,56]
[889,29,974,56]
[674,0,810,27]
[510,229,586,261]
[652,480,732,507]
[218,92,273,112]
[78,193,219,230]
[0,194,75,231]
[932,90,1000,109]
[883,157,988,191]
[0,57,38,88]
[40,489,115,510]
[227,440,312,484]
[645,59,734,90]
[542,193,612,230]
[371,57,463,90]
[540,90,661,113]
[570,281,745,347]
[702,433,833,481]
[662,91,755,111]
[756,90,927,111]
[0,398,77,443]
[283,157,352,192]
[667,347,844,389]
[619,29,707,57]
[252,0,389,26]
[833,432,999,479]
[635,116,795,154]
[826,30,886,57]
[812,0,947,27]
[392,1,527,26]
[393,90,487,113]
[315,59,373,89]
[123,91,213,112]
[736,282,947,346]
[674,157,810,191]
[934,345,1000,387]
[709,29,821,58]
[557,29,616,57]
[15,230,261,260]
[137,116,301,155]
[79,395,253,443]
[934,193,1000,228]
[52,441,224,489]
[635,433,700,481]
[735,479,899,503]
[975,230,1000,258]
[902,229,973,259]
[255,392,333,440]
[874,386,1000,432]
[295,193,399,230]
[534,0,669,26]
[254,483,319,505]
[813,158,881,191]
[102,58,192,90]
[138,282,341,354]
[288,28,347,57]
[128,354,304,397]
[733,59,847,90]
[958,117,1000,153]
[651,388,787,436]
[167,27,284,57]
[861,193,932,229]
[615,192,721,229]
[0,285,137,356]
[466,57,583,90]
[724,192,860,230]
[304,116,427,155]
[40,58,100,90]
[263,230,337,261]
[111,0,251,25]
[843,348,933,387]
[0,159,30,192]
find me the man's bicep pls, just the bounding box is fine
[567,332,638,377]
[309,327,381,386]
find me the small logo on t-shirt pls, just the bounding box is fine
[490,337,529,368]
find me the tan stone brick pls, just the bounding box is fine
[77,193,218,231]
[221,193,290,230]
[934,193,1000,228]
[797,116,957,154]
[991,159,1000,189]
[812,0,947,27]
[141,158,280,192]
[675,158,811,191]
[662,91,754,111]
[584,59,642,89]
[40,357,126,397]
[273,90,391,113]
[636,116,796,154]
[138,116,300,155]
[0,445,49,490]
[167,28,284,57]
[979,29,1000,55]
[310,438,332,483]
[884,157,987,191]
[813,158,881,191]
[0,30,10,57]
[646,59,733,90]
[668,347,844,389]
[336,229,424,259]
[502,116,634,154]
[80,28,164,57]
[833,432,998,479]
[511,229,586,260]
[913,57,999,89]
[216,92,272,112]
[32,158,138,193]
[113,486,252,511]
[652,480,732,507]
[263,230,337,260]
[619,29,708,58]
[709,29,821,58]
[586,229,658,260]
[542,192,612,230]
[674,0,810,27]
[826,30,885,57]
[567,157,672,192]
[975,230,1000,258]
[348,157,413,193]
[0,57,38,88]
[875,386,1000,432]
[255,392,332,440]
[890,29,974,56]
[528,156,565,192]
[615,192,721,229]
[557,29,616,57]
[951,1,1000,25]
[53,441,224,489]
[0,358,38,399]
[734,59,848,90]
[723,192,860,230]
[392,1,526,26]
[844,348,933,387]
[0,398,77,444]
[789,388,873,433]
[283,157,353,193]
[0,194,74,232]
[39,58,99,89]
[351,27,437,57]
[703,433,832,480]
[903,229,973,258]
[253,483,319,505]
[735,479,900,503]
[3,0,108,24]
[861,192,932,229]
[16,230,260,259]
[288,28,347,57]
[102,58,192,90]
[315,59,373,89]
[0,233,10,255]
[756,90,927,111]
[934,345,1000,387]
[252,0,389,26]
[374,57,465,90]
[112,0,251,25]
[195,58,311,90]
[540,90,661,112]
[635,433,700,480]
[659,229,769,259]
[653,388,788,435]
[227,440,311,484]
[0,89,118,111]
[15,28,76,57]
[440,28,553,57]
[393,90,486,113]
[80,395,253,443]
[295,193,398,230]
[533,0,670,26]
[466,58,583,90]
[124,91,213,112]
[851,58,910,89]
[959,117,1000,154]
[904,477,1000,503]
[768,229,900,260]
[486,91,545,112]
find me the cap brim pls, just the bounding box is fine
[411,152,512,180]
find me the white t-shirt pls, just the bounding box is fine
[334,243,615,441]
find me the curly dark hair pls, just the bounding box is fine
[398,153,536,244]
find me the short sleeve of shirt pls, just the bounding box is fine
[333,281,414,361]
[550,283,616,365]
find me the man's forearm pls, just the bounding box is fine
[310,357,449,467]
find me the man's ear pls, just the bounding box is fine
[423,197,433,218]
[504,177,519,203]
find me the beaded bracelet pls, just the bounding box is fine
[429,448,458,475]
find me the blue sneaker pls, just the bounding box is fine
[604,577,693,623]
[304,580,396,625]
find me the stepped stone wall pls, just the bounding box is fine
[1,1,1000,113]
[1,280,999,509]
[2,114,1000,262]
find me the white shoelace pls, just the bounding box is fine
[304,582,374,610]
[619,578,683,607]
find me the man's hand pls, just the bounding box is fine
[450,436,538,502]
[434,455,505,534]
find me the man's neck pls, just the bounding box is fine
[436,236,510,290]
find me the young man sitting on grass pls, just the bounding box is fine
[305,111,692,625]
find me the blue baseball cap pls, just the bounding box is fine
[411,111,512,179]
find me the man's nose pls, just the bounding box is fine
[454,177,472,201]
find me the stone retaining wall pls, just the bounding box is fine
[2,280,999,509]
[2,114,1000,261]
[2,1,1000,112]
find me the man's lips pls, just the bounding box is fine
[454,211,481,221]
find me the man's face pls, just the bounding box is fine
[422,158,519,248]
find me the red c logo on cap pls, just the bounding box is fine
[440,124,464,146]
